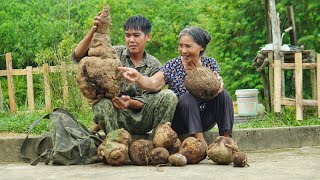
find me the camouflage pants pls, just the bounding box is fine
[92,89,177,135]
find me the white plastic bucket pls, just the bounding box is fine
[235,89,259,116]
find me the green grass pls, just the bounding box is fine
[0,108,94,135]
[0,107,320,135]
[234,107,320,129]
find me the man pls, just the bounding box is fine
[72,14,177,137]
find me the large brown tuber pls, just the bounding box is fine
[150,147,170,165]
[207,141,233,165]
[178,137,207,164]
[207,136,239,165]
[153,122,178,150]
[129,139,154,165]
[106,128,132,146]
[184,67,221,101]
[77,5,122,100]
[103,140,129,166]
[98,128,131,166]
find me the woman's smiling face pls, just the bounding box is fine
[178,34,204,63]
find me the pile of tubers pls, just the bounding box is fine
[129,122,188,166]
[97,123,248,167]
[207,136,248,167]
[77,5,122,101]
[98,122,209,167]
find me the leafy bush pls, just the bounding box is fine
[0,0,319,116]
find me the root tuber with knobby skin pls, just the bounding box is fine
[207,141,233,165]
[207,136,240,165]
[150,147,170,165]
[77,5,122,101]
[98,128,132,166]
[103,140,129,166]
[184,67,221,101]
[106,128,132,146]
[129,139,154,165]
[153,122,178,150]
[178,137,207,164]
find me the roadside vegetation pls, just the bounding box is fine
[235,107,320,129]
[1,107,319,135]
[0,109,93,134]
[0,0,319,134]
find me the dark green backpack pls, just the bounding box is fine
[20,108,102,165]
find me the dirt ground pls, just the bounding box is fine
[0,146,319,180]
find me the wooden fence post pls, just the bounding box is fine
[26,66,35,111]
[317,54,320,118]
[269,0,282,113]
[268,52,274,108]
[264,0,272,43]
[310,51,317,100]
[286,6,297,46]
[274,59,282,113]
[6,53,17,113]
[295,53,303,120]
[61,63,69,108]
[0,80,3,112]
[43,63,51,112]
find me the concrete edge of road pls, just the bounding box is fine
[1,125,320,163]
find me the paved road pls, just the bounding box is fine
[1,146,319,180]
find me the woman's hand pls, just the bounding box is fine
[118,67,141,83]
[214,71,224,93]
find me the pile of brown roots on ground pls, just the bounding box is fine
[97,123,249,167]
[207,136,249,167]
[76,5,122,101]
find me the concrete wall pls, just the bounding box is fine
[204,125,320,151]
[1,125,320,163]
[0,135,39,163]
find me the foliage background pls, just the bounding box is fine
[0,0,319,111]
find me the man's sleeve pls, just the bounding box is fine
[70,51,88,64]
[131,90,160,104]
[131,57,162,104]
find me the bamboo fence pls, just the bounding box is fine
[0,53,88,113]
[269,52,320,120]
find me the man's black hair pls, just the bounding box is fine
[123,15,151,34]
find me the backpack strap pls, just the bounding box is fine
[35,132,52,156]
[20,113,51,163]
[52,108,91,134]
[30,149,52,166]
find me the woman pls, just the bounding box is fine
[119,26,234,147]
